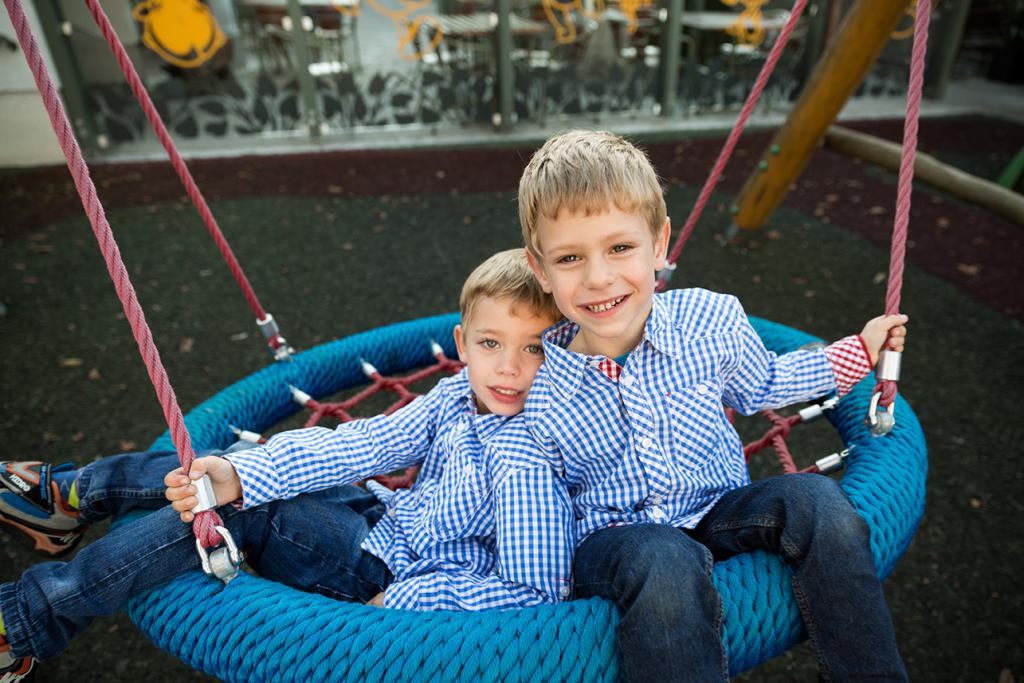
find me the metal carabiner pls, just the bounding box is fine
[865,390,896,437]
[196,525,242,584]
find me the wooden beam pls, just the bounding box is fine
[732,0,914,231]
[825,125,1024,226]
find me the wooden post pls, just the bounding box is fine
[825,126,1024,226]
[731,0,914,231]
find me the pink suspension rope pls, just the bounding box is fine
[658,0,809,289]
[4,0,224,549]
[81,0,289,357]
[875,0,930,409]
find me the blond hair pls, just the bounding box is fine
[460,249,561,327]
[518,130,667,257]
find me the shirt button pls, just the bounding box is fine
[640,437,653,449]
[650,507,666,521]
[650,494,664,505]
[463,464,474,475]
[559,586,571,598]
[621,375,634,386]
[696,384,709,395]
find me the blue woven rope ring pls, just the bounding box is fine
[133,314,926,681]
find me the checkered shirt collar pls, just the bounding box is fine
[540,294,685,397]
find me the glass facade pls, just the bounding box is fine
[37,0,952,154]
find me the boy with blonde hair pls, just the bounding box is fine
[506,130,909,681]
[0,249,565,680]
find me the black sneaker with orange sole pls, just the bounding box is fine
[0,461,87,558]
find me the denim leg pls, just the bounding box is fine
[74,450,198,523]
[573,524,727,683]
[692,474,908,683]
[0,486,388,661]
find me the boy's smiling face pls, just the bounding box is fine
[454,295,557,416]
[527,205,670,359]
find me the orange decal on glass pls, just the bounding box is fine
[133,0,228,69]
[362,0,442,60]
[722,0,767,47]
[542,0,605,44]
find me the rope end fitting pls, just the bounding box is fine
[258,314,294,362]
[798,395,839,423]
[429,339,445,358]
[228,423,264,444]
[866,350,901,436]
[815,447,850,475]
[360,358,379,378]
[191,480,242,584]
[288,384,313,406]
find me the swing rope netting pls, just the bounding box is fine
[3,0,929,676]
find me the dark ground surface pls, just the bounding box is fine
[1,114,1022,682]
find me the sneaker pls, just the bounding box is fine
[0,641,35,683]
[0,461,86,558]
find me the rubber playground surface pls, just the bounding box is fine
[1,114,1021,682]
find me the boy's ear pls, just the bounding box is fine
[524,248,552,293]
[453,324,468,363]
[654,218,671,271]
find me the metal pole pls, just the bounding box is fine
[925,0,971,99]
[659,0,683,116]
[495,0,513,130]
[31,0,103,154]
[285,0,322,138]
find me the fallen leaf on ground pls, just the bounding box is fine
[179,337,194,353]
[956,263,981,276]
[120,440,137,451]
[59,357,83,368]
[88,368,102,381]
[868,206,886,215]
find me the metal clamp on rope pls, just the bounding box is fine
[196,525,242,585]
[866,350,902,436]
[815,448,850,475]
[798,396,839,423]
[257,314,294,362]
[190,475,219,514]
[656,262,677,288]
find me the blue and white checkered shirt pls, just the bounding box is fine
[225,371,560,611]
[517,288,842,544]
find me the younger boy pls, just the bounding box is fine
[510,130,910,681]
[0,249,565,680]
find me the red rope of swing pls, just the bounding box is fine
[659,0,930,414]
[79,0,287,355]
[659,0,810,278]
[875,0,930,409]
[3,0,224,549]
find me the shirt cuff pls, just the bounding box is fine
[223,447,282,508]
[822,335,873,397]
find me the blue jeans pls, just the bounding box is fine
[573,474,908,682]
[0,451,391,661]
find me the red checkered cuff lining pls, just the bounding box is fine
[823,335,873,397]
